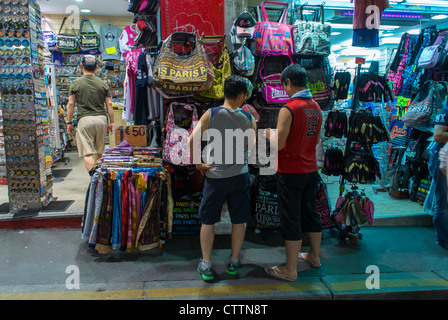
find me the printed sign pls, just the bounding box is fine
[115,125,147,146]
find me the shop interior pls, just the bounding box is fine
[1,0,448,246]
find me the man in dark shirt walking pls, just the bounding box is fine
[67,55,115,172]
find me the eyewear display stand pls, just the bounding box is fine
[0,0,53,215]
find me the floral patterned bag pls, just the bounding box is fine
[163,103,199,166]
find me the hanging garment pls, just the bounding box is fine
[333,72,351,101]
[100,24,122,60]
[89,173,105,248]
[120,171,131,250]
[111,171,123,250]
[136,178,161,251]
[135,52,150,125]
[95,176,115,254]
[351,0,389,48]
[82,171,100,240]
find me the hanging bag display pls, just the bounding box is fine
[56,17,79,53]
[42,17,57,50]
[153,32,213,98]
[258,54,293,107]
[79,18,100,51]
[163,103,199,166]
[253,1,293,56]
[306,68,333,111]
[292,5,331,56]
[233,39,255,77]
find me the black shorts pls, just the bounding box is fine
[277,171,322,241]
[198,173,251,225]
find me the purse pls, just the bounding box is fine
[293,5,331,56]
[162,103,199,166]
[79,18,100,51]
[306,68,333,111]
[253,1,293,56]
[153,32,212,98]
[42,17,57,50]
[57,17,79,53]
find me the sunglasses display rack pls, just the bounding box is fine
[0,0,53,214]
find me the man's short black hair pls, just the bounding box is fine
[281,64,307,88]
[81,55,98,72]
[224,75,248,100]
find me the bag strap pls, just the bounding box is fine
[58,17,78,36]
[42,17,54,32]
[80,18,97,34]
[261,1,289,24]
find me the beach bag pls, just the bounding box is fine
[56,17,79,53]
[293,5,331,56]
[258,54,293,106]
[419,31,448,70]
[316,176,333,229]
[79,18,100,51]
[153,32,212,98]
[42,17,57,50]
[163,103,199,166]
[253,1,293,56]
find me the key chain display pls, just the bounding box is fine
[0,0,53,213]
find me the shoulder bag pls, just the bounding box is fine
[153,32,213,98]
[79,18,100,51]
[418,31,448,70]
[57,17,79,53]
[42,17,57,50]
[253,1,293,56]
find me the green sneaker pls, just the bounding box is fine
[197,261,214,281]
[225,257,240,276]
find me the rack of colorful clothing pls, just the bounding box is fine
[82,141,167,254]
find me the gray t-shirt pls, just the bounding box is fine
[204,106,254,179]
[100,25,122,60]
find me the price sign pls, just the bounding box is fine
[355,57,366,64]
[115,125,147,146]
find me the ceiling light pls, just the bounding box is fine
[432,14,448,20]
[331,32,342,36]
[408,29,421,34]
[381,37,402,44]
[328,23,400,30]
[80,9,91,13]
[406,0,448,7]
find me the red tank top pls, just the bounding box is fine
[277,98,323,174]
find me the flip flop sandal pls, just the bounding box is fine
[264,266,296,282]
[298,252,321,268]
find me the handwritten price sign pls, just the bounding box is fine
[115,125,147,146]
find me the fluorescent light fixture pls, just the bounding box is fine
[432,14,448,20]
[331,32,342,35]
[381,37,402,44]
[408,29,421,34]
[407,0,448,7]
[80,9,91,13]
[328,23,400,30]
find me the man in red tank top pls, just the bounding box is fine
[265,64,323,282]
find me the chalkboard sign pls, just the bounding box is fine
[115,125,147,146]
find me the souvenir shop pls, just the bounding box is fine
[1,0,448,250]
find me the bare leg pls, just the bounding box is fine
[267,240,301,280]
[230,223,246,259]
[302,232,322,266]
[200,224,215,262]
[83,155,96,172]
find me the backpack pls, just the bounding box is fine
[419,30,448,70]
[232,40,255,77]
[255,54,293,108]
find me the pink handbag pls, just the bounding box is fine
[259,54,293,105]
[163,103,199,166]
[253,1,293,56]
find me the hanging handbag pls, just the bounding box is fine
[306,68,333,111]
[401,81,440,128]
[293,5,331,56]
[233,39,255,77]
[418,31,448,70]
[197,38,232,100]
[42,17,57,50]
[253,1,293,56]
[257,54,293,107]
[153,32,212,97]
[56,17,79,53]
[162,103,199,166]
[79,18,100,51]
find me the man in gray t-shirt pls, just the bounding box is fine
[188,76,256,281]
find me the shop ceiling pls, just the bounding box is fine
[36,0,133,17]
